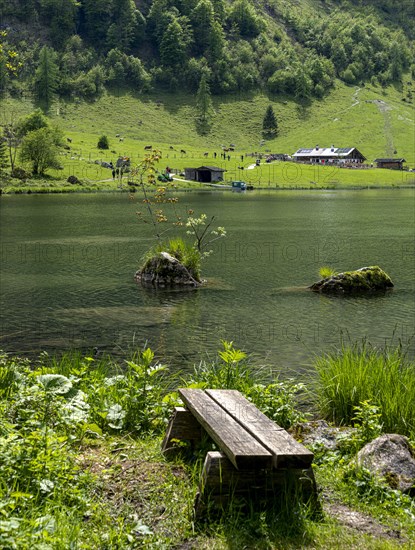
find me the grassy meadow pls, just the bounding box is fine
[1,78,414,192]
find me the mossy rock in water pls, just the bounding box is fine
[310,266,394,294]
[135,252,201,288]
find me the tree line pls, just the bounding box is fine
[0,0,413,104]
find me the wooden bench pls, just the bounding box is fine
[162,389,317,517]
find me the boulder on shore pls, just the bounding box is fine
[135,252,201,288]
[310,266,393,294]
[67,175,81,185]
[357,434,415,495]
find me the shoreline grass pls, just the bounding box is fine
[313,342,415,439]
[1,176,414,194]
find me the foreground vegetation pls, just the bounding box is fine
[0,341,414,548]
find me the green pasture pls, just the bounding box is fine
[1,77,414,191]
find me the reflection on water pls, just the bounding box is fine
[0,190,414,376]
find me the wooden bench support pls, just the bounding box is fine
[194,451,318,519]
[161,407,203,459]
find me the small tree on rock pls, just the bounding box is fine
[262,105,278,139]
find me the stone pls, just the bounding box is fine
[296,420,355,452]
[12,167,31,180]
[310,266,393,294]
[135,252,201,288]
[67,175,81,184]
[356,434,415,494]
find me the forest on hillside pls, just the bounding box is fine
[0,0,414,104]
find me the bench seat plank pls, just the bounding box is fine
[178,388,272,470]
[206,389,314,469]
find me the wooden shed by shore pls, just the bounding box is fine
[184,166,226,183]
[374,158,406,170]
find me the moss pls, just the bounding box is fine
[310,266,393,294]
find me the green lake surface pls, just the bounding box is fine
[0,189,414,376]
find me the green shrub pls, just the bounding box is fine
[97,135,109,149]
[336,400,384,455]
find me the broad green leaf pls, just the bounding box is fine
[85,423,102,436]
[37,374,73,395]
[107,404,126,429]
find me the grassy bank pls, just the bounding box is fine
[0,342,414,548]
[1,163,414,194]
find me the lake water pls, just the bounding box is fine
[0,190,414,376]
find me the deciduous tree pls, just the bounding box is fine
[3,123,20,175]
[17,109,49,137]
[20,127,63,176]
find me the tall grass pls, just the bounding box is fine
[314,342,415,438]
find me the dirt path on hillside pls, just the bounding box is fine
[365,99,395,156]
[351,87,361,107]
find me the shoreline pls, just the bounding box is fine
[1,183,415,195]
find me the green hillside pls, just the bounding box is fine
[0,0,414,188]
[1,76,414,190]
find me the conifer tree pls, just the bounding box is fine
[160,19,188,67]
[34,46,59,113]
[262,105,278,138]
[191,0,215,55]
[196,74,214,134]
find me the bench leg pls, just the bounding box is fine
[161,407,203,459]
[194,451,319,520]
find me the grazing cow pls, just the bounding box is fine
[203,152,209,157]
[144,145,152,150]
[169,146,174,150]
[180,149,186,154]
[115,134,120,137]
[67,137,72,143]
[119,138,124,142]
[228,147,234,152]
